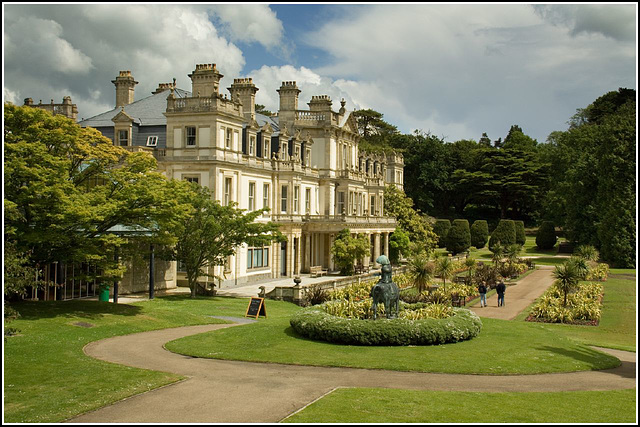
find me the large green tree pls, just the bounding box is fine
[541,88,636,267]
[169,183,284,297]
[383,185,438,255]
[330,228,371,276]
[4,103,186,283]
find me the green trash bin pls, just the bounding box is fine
[99,287,110,302]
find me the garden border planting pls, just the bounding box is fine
[290,304,482,346]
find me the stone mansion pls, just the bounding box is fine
[30,63,405,293]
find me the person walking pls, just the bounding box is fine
[496,281,506,307]
[478,282,487,307]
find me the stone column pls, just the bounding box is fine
[295,236,302,276]
[328,233,335,271]
[373,233,381,265]
[383,232,389,257]
[304,233,311,273]
[363,233,370,269]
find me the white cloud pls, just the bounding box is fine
[207,4,285,49]
[3,4,247,119]
[243,65,360,115]
[5,16,93,74]
[301,4,636,142]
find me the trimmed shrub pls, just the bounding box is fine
[445,219,471,255]
[470,220,489,249]
[290,304,482,346]
[536,221,557,250]
[488,220,516,252]
[433,219,451,248]
[515,221,526,246]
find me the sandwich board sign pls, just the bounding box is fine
[245,297,267,319]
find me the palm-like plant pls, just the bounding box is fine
[575,245,599,262]
[436,256,455,292]
[567,257,589,280]
[505,244,522,265]
[408,253,433,294]
[553,262,580,307]
[491,242,504,266]
[464,257,476,285]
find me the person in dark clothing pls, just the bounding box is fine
[478,282,487,307]
[496,281,506,306]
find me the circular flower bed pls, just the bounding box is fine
[290,303,482,346]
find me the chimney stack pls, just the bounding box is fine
[188,63,223,97]
[112,70,138,108]
[229,78,259,121]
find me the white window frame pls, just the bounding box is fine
[294,185,300,213]
[224,177,233,206]
[146,135,158,147]
[225,128,232,149]
[249,136,256,156]
[186,126,196,147]
[281,185,288,214]
[305,188,311,214]
[183,175,199,185]
[263,183,270,217]
[248,182,256,211]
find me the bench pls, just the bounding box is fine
[451,295,466,307]
[310,266,328,278]
[354,264,370,275]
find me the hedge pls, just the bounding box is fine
[446,219,471,255]
[489,219,516,251]
[470,220,489,249]
[290,304,482,346]
[433,219,451,248]
[515,221,526,246]
[536,221,557,250]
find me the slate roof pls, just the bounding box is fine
[79,88,191,128]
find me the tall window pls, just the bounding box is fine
[305,188,311,214]
[294,186,300,213]
[337,192,345,215]
[264,138,270,159]
[186,126,196,147]
[118,130,129,146]
[305,149,311,167]
[294,146,300,161]
[224,177,232,206]
[248,182,255,211]
[249,136,256,156]
[370,195,375,215]
[281,185,288,213]
[226,128,232,149]
[263,183,270,217]
[281,142,288,160]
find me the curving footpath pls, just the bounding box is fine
[68,265,636,423]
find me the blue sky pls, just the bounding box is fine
[3,3,637,143]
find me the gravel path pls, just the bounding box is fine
[68,321,636,423]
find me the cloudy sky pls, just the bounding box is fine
[3,3,637,143]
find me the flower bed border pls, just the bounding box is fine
[290,304,483,346]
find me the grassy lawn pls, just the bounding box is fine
[166,302,620,375]
[515,271,637,352]
[283,387,637,423]
[3,296,240,423]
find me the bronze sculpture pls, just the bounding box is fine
[370,255,399,319]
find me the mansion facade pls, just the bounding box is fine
[51,64,404,292]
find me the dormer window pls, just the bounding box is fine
[118,130,129,146]
[264,138,270,159]
[249,136,256,156]
[146,136,158,147]
[281,142,288,160]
